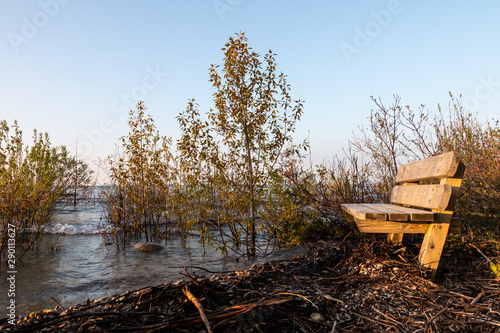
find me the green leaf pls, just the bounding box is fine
[490,262,500,278]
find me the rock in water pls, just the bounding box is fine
[134,242,164,252]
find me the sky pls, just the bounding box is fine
[1,1,499,182]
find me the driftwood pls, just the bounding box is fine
[182,286,212,333]
[1,235,499,332]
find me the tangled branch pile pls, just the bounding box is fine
[2,236,499,332]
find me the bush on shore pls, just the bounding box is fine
[0,120,93,260]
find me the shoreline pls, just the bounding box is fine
[2,236,499,332]
[0,231,307,319]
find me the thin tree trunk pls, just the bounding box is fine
[243,125,256,256]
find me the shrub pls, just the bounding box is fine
[101,102,176,248]
[0,120,93,260]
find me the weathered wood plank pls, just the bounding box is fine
[441,162,466,211]
[365,204,407,221]
[375,204,435,221]
[342,203,436,221]
[387,232,404,245]
[341,204,387,221]
[354,218,430,233]
[354,217,461,234]
[391,184,452,210]
[418,213,453,280]
[395,151,461,183]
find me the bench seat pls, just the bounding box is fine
[342,203,435,221]
[342,203,462,234]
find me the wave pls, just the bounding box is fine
[45,223,109,235]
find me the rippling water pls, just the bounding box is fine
[1,202,305,317]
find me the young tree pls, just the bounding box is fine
[103,102,175,247]
[66,145,94,205]
[178,32,304,255]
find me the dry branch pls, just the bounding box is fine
[3,236,499,332]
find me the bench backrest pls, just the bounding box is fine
[390,152,465,211]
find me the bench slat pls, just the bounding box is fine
[342,204,387,220]
[354,217,462,234]
[374,204,435,221]
[391,184,452,210]
[355,218,430,233]
[368,204,408,221]
[341,203,435,222]
[395,151,460,183]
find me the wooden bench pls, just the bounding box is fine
[341,151,466,279]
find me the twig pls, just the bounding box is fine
[331,320,337,333]
[470,290,484,305]
[469,242,492,263]
[352,312,395,328]
[276,292,319,310]
[183,286,213,333]
[448,291,474,300]
[51,297,65,310]
[468,242,500,278]
[373,307,402,326]
[170,265,235,274]
[341,231,352,243]
[132,298,293,333]
[424,299,451,333]
[125,307,253,333]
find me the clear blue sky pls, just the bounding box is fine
[1,1,499,181]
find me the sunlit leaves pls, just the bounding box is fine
[490,262,500,279]
[104,102,175,247]
[177,32,305,256]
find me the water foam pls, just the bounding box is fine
[45,223,108,235]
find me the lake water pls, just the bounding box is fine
[0,201,305,317]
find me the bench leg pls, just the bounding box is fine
[418,213,452,280]
[387,233,403,245]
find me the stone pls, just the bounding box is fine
[310,312,325,323]
[134,242,164,252]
